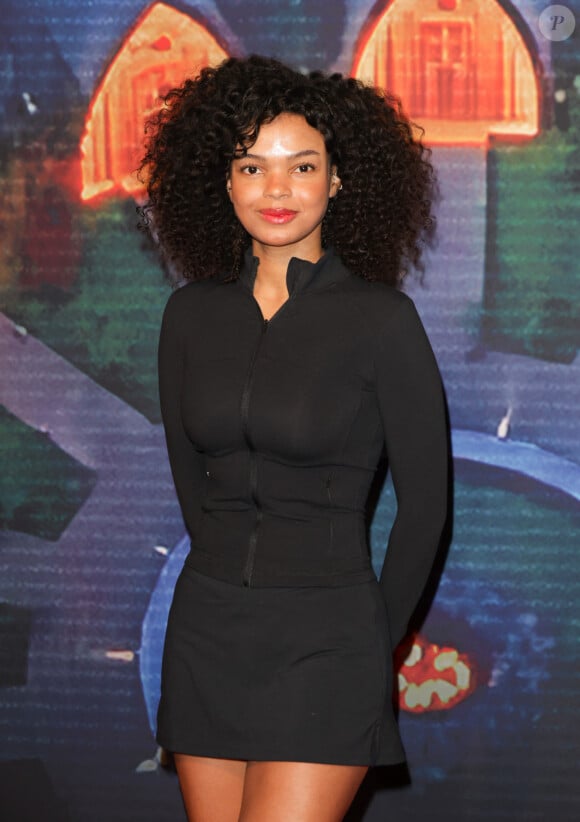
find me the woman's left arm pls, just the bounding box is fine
[375,294,449,649]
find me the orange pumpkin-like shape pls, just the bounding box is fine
[397,634,477,713]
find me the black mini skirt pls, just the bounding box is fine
[156,564,405,766]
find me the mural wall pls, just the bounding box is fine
[1,1,579,820]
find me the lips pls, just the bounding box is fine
[259,208,298,224]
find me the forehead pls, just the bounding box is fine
[242,113,327,158]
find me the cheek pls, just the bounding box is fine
[230,184,256,209]
[228,191,249,219]
[230,197,257,233]
[309,184,332,212]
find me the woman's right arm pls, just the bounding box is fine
[158,290,206,540]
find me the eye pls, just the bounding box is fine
[295,163,316,173]
[240,164,262,175]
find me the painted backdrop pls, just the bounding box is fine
[1,1,579,820]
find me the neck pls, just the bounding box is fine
[253,247,289,294]
[251,242,324,293]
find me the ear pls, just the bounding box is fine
[226,176,233,201]
[329,166,341,198]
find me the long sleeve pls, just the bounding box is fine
[375,295,449,649]
[158,289,206,540]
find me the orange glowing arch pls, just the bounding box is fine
[352,0,540,145]
[80,3,229,200]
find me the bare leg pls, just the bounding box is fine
[173,754,247,822]
[239,761,368,822]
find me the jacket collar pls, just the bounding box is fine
[238,246,351,297]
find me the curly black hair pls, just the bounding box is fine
[138,55,436,286]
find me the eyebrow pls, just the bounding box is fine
[237,149,322,161]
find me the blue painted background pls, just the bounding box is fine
[0,2,579,820]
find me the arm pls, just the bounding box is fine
[158,289,206,540]
[375,295,449,649]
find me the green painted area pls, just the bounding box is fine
[371,461,580,654]
[0,406,96,541]
[484,107,580,362]
[452,463,579,623]
[4,198,168,423]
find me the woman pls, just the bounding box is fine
[140,55,448,822]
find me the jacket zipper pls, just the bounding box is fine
[240,316,269,586]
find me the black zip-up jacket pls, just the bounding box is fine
[158,248,448,648]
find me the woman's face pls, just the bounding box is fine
[227,113,340,260]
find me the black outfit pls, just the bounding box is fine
[157,248,448,765]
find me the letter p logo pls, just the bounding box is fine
[539,5,576,41]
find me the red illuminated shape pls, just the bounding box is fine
[80,3,229,201]
[397,634,477,712]
[352,0,540,145]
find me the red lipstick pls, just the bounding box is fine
[259,208,298,224]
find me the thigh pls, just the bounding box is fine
[173,754,247,822]
[239,761,368,822]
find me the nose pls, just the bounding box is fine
[263,170,290,199]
